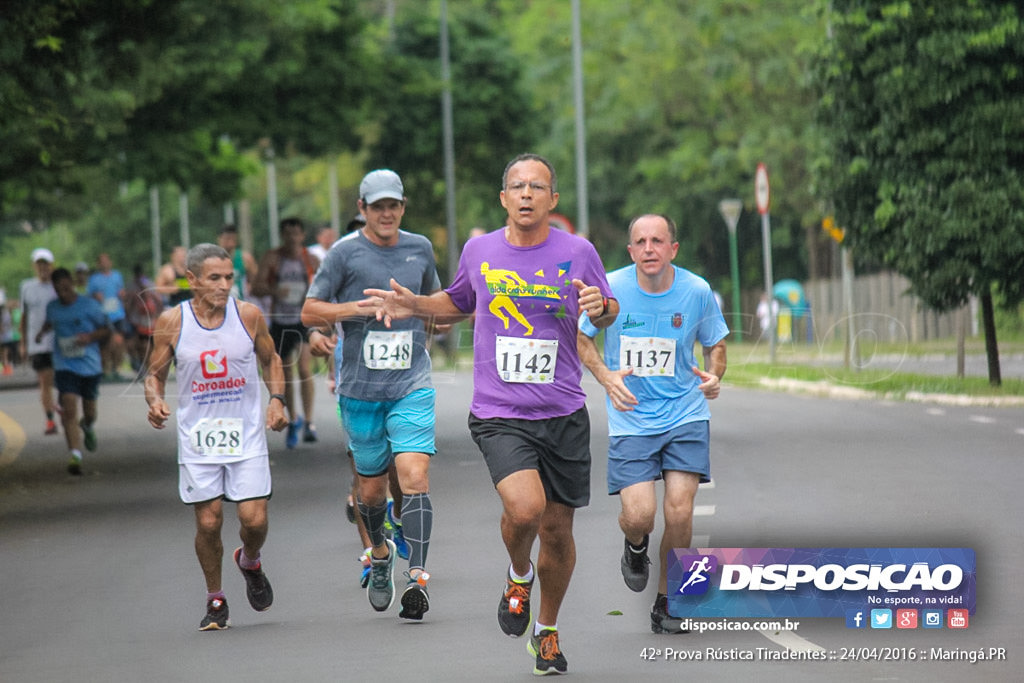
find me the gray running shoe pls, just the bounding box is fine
[527,628,568,675]
[621,534,650,592]
[234,547,273,612]
[198,597,230,631]
[497,572,533,637]
[650,594,689,634]
[398,571,430,620]
[367,539,397,611]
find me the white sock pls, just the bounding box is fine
[510,562,534,583]
[534,621,556,636]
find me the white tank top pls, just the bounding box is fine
[175,299,267,464]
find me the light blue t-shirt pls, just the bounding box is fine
[45,294,108,376]
[87,270,126,322]
[579,264,729,436]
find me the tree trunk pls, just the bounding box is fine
[980,289,1001,387]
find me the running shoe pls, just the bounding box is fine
[399,571,430,620]
[528,628,568,675]
[386,499,409,560]
[650,594,688,634]
[233,547,273,612]
[303,422,318,443]
[45,419,58,435]
[359,549,372,588]
[67,451,82,476]
[498,572,533,637]
[80,418,97,453]
[367,538,397,612]
[383,499,395,535]
[345,496,357,524]
[198,597,230,631]
[621,534,650,592]
[285,416,303,449]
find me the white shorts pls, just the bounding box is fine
[179,455,272,504]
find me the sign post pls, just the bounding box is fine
[756,163,776,362]
[717,199,743,343]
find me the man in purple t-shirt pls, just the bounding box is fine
[364,154,617,676]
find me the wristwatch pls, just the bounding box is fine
[269,393,286,405]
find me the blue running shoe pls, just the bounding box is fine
[359,549,372,588]
[303,422,318,443]
[285,415,303,449]
[387,499,409,560]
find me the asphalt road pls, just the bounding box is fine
[1,367,1020,682]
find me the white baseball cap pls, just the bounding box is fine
[31,248,55,264]
[359,169,404,205]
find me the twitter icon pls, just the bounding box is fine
[870,609,892,629]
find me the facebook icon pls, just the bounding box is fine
[845,609,866,629]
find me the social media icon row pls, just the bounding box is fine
[845,608,968,629]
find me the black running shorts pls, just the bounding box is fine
[468,407,591,508]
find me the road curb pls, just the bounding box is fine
[758,377,1024,407]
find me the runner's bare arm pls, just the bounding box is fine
[241,302,288,432]
[694,340,727,400]
[572,279,618,329]
[360,279,464,328]
[144,307,180,429]
[576,329,637,412]
[306,328,337,358]
[301,297,375,331]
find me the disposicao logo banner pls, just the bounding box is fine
[667,548,975,618]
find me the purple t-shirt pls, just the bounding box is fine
[447,227,613,420]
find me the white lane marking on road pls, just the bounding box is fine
[757,627,827,653]
[694,505,716,516]
[1016,428,1024,436]
[926,408,945,416]
[700,479,715,489]
[691,535,710,547]
[969,415,996,424]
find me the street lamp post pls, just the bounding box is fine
[718,198,743,343]
[755,163,775,363]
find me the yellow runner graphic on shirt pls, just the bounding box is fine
[481,262,562,336]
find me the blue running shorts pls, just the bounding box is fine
[339,387,436,477]
[55,371,101,401]
[607,420,711,495]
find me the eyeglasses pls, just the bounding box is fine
[505,181,551,194]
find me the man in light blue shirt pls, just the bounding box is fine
[86,252,127,379]
[40,267,110,474]
[578,213,728,634]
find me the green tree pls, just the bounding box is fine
[814,0,1024,385]
[0,0,378,234]
[364,0,541,280]
[496,1,824,309]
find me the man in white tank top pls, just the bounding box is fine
[145,243,289,631]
